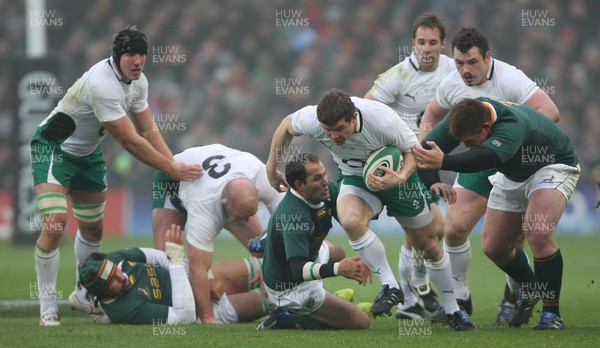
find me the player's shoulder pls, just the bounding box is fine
[438,54,456,72]
[83,59,123,97]
[490,58,531,80]
[437,68,463,92]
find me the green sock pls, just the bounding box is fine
[498,247,537,290]
[534,249,562,316]
[275,314,336,330]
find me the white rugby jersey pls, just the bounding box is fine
[291,97,417,176]
[175,144,284,252]
[369,53,455,134]
[39,57,149,156]
[436,57,538,109]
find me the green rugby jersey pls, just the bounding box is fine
[425,97,578,182]
[100,248,173,324]
[262,182,338,291]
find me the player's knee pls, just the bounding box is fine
[444,220,470,245]
[525,231,555,255]
[481,242,509,264]
[351,310,370,330]
[323,240,345,262]
[339,214,367,237]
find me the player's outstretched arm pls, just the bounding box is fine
[266,115,298,192]
[418,98,449,141]
[132,107,173,159]
[102,117,203,181]
[524,89,560,122]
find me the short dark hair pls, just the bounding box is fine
[412,13,446,41]
[316,89,356,127]
[448,98,491,139]
[285,154,320,190]
[451,27,489,57]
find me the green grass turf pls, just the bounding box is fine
[1,233,599,347]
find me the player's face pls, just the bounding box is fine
[320,112,357,146]
[119,52,146,82]
[413,26,446,72]
[453,47,491,86]
[105,267,132,297]
[460,125,491,149]
[299,161,329,204]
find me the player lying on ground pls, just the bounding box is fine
[74,225,349,324]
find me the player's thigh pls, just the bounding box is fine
[481,208,523,263]
[213,256,262,294]
[152,207,186,249]
[336,191,376,237]
[445,187,488,237]
[523,189,566,257]
[310,291,369,329]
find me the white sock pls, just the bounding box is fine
[399,245,418,307]
[34,246,60,313]
[427,250,460,314]
[349,230,398,289]
[444,240,472,301]
[74,230,101,283]
[410,249,429,288]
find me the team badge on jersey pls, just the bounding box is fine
[491,139,502,147]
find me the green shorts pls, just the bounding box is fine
[338,172,429,218]
[455,169,497,199]
[151,170,187,216]
[30,131,106,192]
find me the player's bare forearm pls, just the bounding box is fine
[418,100,448,141]
[397,151,417,183]
[188,248,221,324]
[266,115,297,191]
[104,117,175,172]
[133,108,173,158]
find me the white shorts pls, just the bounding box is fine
[337,183,432,229]
[263,243,330,314]
[487,164,580,213]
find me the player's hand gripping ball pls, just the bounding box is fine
[363,146,403,192]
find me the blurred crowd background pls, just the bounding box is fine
[1,0,598,200]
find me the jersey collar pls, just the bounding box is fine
[486,57,495,81]
[408,52,420,71]
[354,108,364,133]
[290,188,324,209]
[107,57,131,84]
[481,101,497,125]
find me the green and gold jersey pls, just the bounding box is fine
[100,248,173,324]
[426,97,578,182]
[262,182,338,291]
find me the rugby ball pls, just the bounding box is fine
[363,146,403,191]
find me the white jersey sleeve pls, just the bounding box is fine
[88,83,127,122]
[495,64,538,104]
[369,63,404,105]
[290,105,321,137]
[436,59,539,109]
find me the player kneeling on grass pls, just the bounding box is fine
[258,154,372,330]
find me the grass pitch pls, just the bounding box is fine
[1,233,599,347]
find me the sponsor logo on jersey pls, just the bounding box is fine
[491,139,502,147]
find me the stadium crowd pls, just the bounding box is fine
[0,0,598,196]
